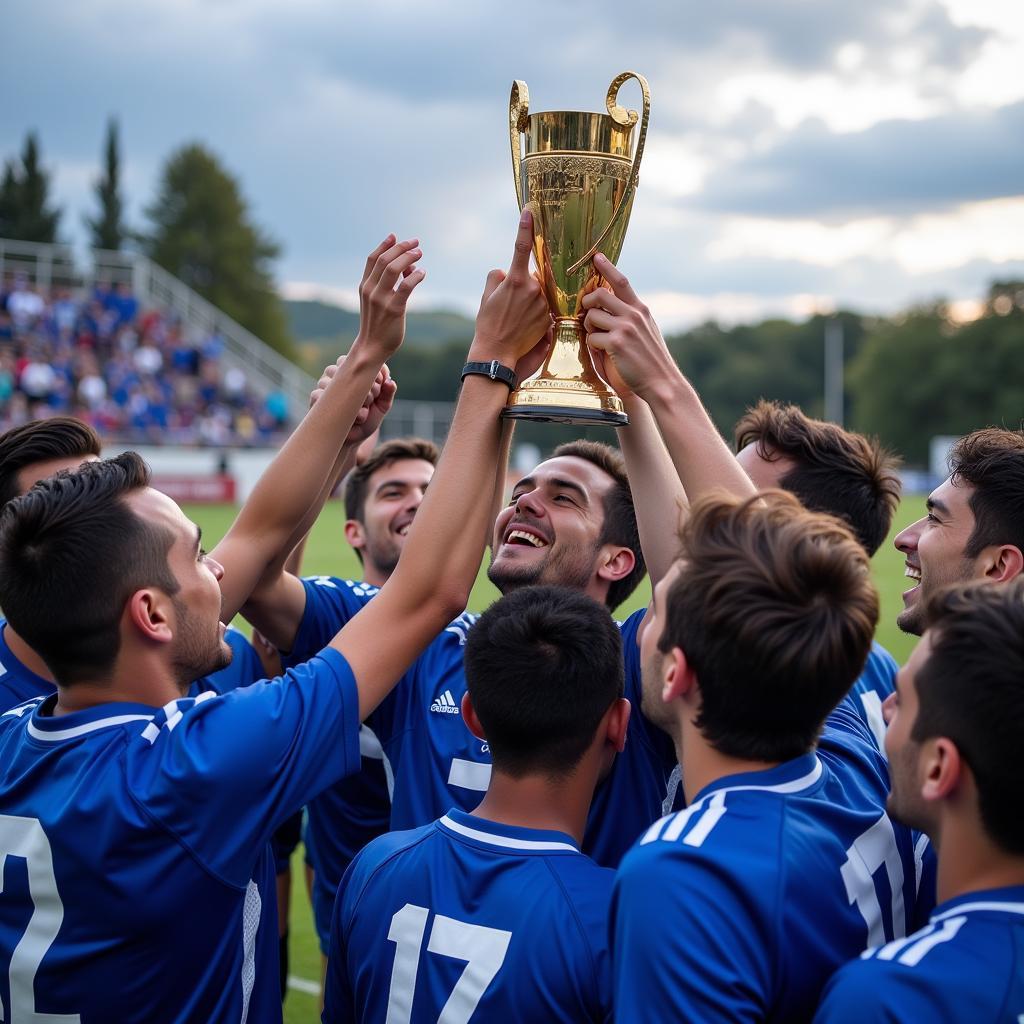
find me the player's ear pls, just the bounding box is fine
[985,544,1024,584]
[344,520,366,551]
[597,545,636,585]
[663,647,694,705]
[461,693,486,741]
[126,588,173,645]
[921,737,962,802]
[604,697,631,754]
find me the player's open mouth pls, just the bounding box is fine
[503,527,549,548]
[904,563,921,583]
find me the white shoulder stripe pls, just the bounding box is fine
[439,814,578,853]
[683,791,728,847]
[896,916,967,966]
[27,713,153,742]
[933,900,1024,922]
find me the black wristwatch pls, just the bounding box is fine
[461,359,516,391]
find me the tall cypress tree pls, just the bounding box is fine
[0,133,62,242]
[85,118,128,251]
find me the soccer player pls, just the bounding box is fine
[288,437,439,988]
[895,427,1024,636]
[0,416,262,713]
[815,580,1024,1022]
[0,214,549,1022]
[733,399,903,745]
[323,585,626,1023]
[610,491,921,1022]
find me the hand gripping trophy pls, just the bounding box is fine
[504,71,650,426]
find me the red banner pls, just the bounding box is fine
[152,475,237,504]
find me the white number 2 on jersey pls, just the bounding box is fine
[385,903,512,1024]
[0,814,80,1023]
[840,813,906,947]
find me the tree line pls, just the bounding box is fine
[3,126,1020,465]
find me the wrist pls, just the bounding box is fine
[641,368,691,410]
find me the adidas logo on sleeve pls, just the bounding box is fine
[429,691,460,715]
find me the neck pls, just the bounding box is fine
[471,764,599,846]
[677,721,782,805]
[52,654,187,716]
[361,564,390,589]
[3,624,55,683]
[932,818,1024,905]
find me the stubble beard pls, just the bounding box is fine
[172,597,233,689]
[487,541,597,596]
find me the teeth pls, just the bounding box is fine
[397,525,410,536]
[508,529,546,548]
[905,566,921,582]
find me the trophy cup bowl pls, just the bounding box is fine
[504,71,650,426]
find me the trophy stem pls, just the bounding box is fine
[502,318,628,426]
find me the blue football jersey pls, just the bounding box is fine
[324,808,613,1023]
[286,576,677,868]
[611,702,921,1023]
[815,886,1024,1023]
[0,649,361,1023]
[848,641,898,750]
[2,621,263,713]
[0,620,53,712]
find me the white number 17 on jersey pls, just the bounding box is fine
[385,904,512,1024]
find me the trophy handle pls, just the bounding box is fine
[509,80,530,212]
[566,70,650,276]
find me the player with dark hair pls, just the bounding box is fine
[0,216,549,1022]
[323,586,627,1022]
[896,426,1024,636]
[733,399,904,746]
[611,491,922,1022]
[0,417,263,713]
[816,579,1024,1022]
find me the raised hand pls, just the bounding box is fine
[311,359,396,445]
[355,235,425,360]
[581,253,680,402]
[470,210,550,365]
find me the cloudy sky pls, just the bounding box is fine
[4,0,1023,329]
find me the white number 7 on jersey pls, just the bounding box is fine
[385,903,512,1024]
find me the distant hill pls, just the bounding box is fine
[285,299,475,372]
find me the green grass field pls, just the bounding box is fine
[185,493,924,1021]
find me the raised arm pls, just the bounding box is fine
[240,360,396,649]
[213,236,422,625]
[334,212,551,721]
[582,253,756,507]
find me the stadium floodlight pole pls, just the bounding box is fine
[825,316,844,426]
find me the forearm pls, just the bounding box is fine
[645,373,757,505]
[617,395,688,585]
[215,346,383,621]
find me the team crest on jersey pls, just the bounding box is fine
[430,690,460,715]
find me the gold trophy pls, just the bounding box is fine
[504,71,650,425]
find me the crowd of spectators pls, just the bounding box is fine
[0,273,292,446]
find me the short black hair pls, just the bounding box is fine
[464,585,624,779]
[0,452,180,684]
[948,428,1024,559]
[551,440,645,609]
[659,491,879,763]
[915,579,1024,855]
[734,400,901,556]
[0,417,102,509]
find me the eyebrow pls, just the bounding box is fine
[926,496,950,516]
[511,475,589,505]
[194,524,203,554]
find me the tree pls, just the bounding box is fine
[144,143,294,357]
[85,118,128,251]
[0,132,62,242]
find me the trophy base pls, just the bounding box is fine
[502,404,628,426]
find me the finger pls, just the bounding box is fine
[394,268,426,303]
[321,362,339,379]
[481,269,505,304]
[583,307,618,334]
[377,248,423,293]
[581,286,630,316]
[363,234,396,281]
[594,253,640,305]
[507,209,534,281]
[369,238,419,287]
[585,329,613,353]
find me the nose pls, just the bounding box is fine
[513,487,544,517]
[207,557,225,581]
[894,517,923,556]
[407,487,426,512]
[881,691,896,725]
